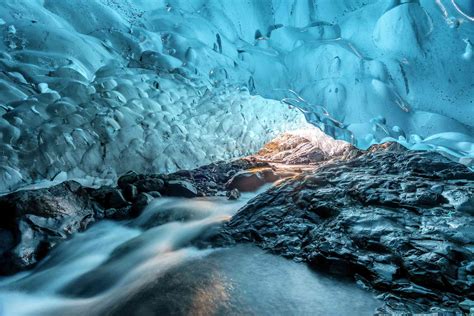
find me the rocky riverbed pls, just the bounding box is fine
[1,138,473,315]
[211,143,474,314]
[0,157,279,275]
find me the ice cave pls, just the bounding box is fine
[0,0,473,315]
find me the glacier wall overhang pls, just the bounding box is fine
[0,0,473,192]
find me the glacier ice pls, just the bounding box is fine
[0,0,472,192]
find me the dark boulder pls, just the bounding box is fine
[117,171,140,189]
[89,187,130,209]
[0,157,273,276]
[135,178,165,194]
[163,180,198,198]
[225,171,265,192]
[457,195,474,215]
[130,192,155,217]
[227,188,241,200]
[122,184,138,201]
[0,181,102,275]
[259,168,280,182]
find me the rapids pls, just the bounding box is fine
[0,185,379,316]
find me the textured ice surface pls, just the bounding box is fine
[0,0,473,192]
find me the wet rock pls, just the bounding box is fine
[135,178,165,194]
[259,168,280,182]
[148,191,162,199]
[165,158,271,195]
[215,146,474,314]
[163,180,198,198]
[459,299,474,313]
[104,207,132,220]
[90,187,129,209]
[130,192,155,217]
[457,195,474,215]
[0,157,270,275]
[108,189,129,209]
[0,181,102,275]
[430,184,444,194]
[122,184,138,201]
[225,171,265,192]
[227,188,241,200]
[117,171,140,189]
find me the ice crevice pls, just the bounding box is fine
[0,0,472,193]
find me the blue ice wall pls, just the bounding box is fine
[153,0,474,159]
[0,0,473,191]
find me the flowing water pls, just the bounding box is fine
[0,185,380,316]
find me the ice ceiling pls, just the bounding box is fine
[0,0,473,192]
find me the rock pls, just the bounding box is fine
[117,171,140,189]
[135,178,165,193]
[459,299,474,312]
[108,189,129,209]
[254,131,348,164]
[122,184,138,201]
[148,191,162,198]
[372,262,398,282]
[430,184,444,194]
[457,196,474,215]
[402,183,416,192]
[225,171,265,192]
[280,146,326,164]
[259,168,280,182]
[131,192,155,217]
[90,187,129,209]
[163,180,198,198]
[214,147,474,313]
[0,181,102,275]
[414,190,446,206]
[104,207,132,220]
[466,261,474,273]
[0,156,270,276]
[227,188,241,200]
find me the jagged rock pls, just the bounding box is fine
[134,178,165,194]
[122,184,138,201]
[104,207,132,220]
[457,195,474,215]
[163,180,198,198]
[117,171,140,190]
[227,188,241,200]
[0,157,276,276]
[108,189,129,209]
[214,146,474,313]
[459,299,474,313]
[148,191,162,198]
[0,181,102,275]
[90,187,129,209]
[130,192,155,217]
[254,131,351,165]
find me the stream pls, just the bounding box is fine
[0,185,380,316]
